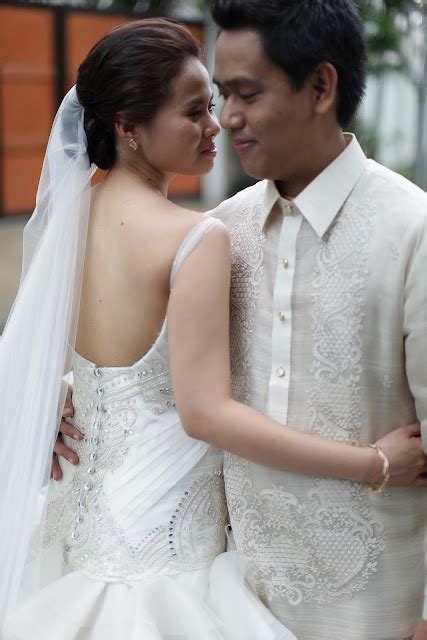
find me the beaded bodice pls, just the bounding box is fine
[44,349,227,583]
[43,218,228,583]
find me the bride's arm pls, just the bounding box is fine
[168,223,426,486]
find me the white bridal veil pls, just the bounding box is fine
[0,86,96,627]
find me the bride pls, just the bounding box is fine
[0,18,424,640]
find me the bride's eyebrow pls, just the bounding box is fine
[184,94,215,108]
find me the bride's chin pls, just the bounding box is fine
[197,157,217,174]
[178,160,216,177]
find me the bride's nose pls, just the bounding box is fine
[205,112,220,138]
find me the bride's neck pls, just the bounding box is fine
[111,159,173,197]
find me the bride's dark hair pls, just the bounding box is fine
[76,18,202,169]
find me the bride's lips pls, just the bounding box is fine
[200,143,217,157]
[233,138,256,153]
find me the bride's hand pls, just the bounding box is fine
[51,386,82,481]
[374,423,427,487]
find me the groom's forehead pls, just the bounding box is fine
[214,29,270,82]
[215,28,265,60]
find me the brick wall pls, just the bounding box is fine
[0,5,202,215]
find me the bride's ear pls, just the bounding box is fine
[115,119,139,148]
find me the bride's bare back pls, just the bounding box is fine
[76,170,203,367]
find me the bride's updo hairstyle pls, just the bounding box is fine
[76,18,202,169]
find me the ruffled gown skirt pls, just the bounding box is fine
[4,551,296,639]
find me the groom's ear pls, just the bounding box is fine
[309,62,339,119]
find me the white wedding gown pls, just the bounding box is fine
[4,217,296,640]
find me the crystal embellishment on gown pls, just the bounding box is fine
[44,351,228,583]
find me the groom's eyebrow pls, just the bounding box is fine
[213,76,260,89]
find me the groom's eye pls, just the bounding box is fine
[240,92,259,102]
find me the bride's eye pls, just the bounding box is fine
[189,109,202,119]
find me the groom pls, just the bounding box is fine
[208,1,427,639]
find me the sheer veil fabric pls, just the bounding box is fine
[0,86,96,627]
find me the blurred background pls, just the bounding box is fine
[1,0,427,331]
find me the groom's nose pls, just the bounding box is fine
[220,97,244,131]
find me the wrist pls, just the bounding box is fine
[367,444,390,493]
[361,445,384,485]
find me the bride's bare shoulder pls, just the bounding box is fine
[165,200,206,226]
[113,197,209,269]
[141,199,210,243]
[91,181,203,236]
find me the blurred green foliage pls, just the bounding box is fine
[360,0,419,74]
[354,1,425,166]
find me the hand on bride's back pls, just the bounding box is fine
[51,386,82,481]
[413,620,427,640]
[375,423,427,487]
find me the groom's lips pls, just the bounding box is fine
[233,138,257,153]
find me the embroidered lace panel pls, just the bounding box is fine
[228,203,265,404]
[225,199,386,606]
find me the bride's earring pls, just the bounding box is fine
[129,137,138,151]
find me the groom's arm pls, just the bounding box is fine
[404,215,427,451]
[51,385,82,480]
[403,212,427,628]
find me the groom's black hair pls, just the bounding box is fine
[210,0,367,127]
